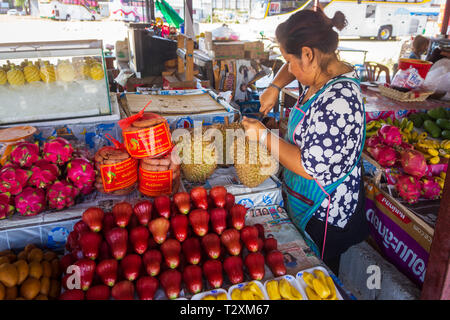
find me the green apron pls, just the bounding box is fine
[283,76,366,259]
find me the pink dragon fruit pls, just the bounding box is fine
[42,137,74,165]
[66,158,95,195]
[14,187,46,216]
[378,125,402,147]
[367,144,397,167]
[400,149,427,179]
[377,146,398,167]
[28,160,60,189]
[0,165,31,195]
[420,178,441,200]
[365,135,381,148]
[10,142,40,168]
[46,180,79,210]
[0,193,14,220]
[395,175,421,204]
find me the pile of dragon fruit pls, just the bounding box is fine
[366,124,441,204]
[0,137,96,219]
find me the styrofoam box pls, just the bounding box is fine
[264,274,308,301]
[183,166,283,209]
[191,288,230,300]
[296,266,343,300]
[228,280,269,300]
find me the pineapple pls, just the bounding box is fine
[0,69,6,85]
[73,60,90,80]
[7,65,25,86]
[40,62,56,83]
[89,62,104,80]
[23,62,41,83]
[56,60,75,82]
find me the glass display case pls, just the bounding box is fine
[0,40,112,125]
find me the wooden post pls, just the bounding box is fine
[440,0,450,37]
[177,34,185,74]
[421,165,450,300]
[185,38,194,82]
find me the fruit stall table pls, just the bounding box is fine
[279,84,449,289]
[280,86,450,119]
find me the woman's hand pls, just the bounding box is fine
[259,86,280,116]
[241,116,267,142]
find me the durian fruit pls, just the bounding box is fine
[23,62,41,83]
[231,128,278,188]
[176,127,218,183]
[0,69,6,85]
[89,62,104,80]
[216,121,245,166]
[7,65,25,86]
[39,62,56,83]
[56,60,75,82]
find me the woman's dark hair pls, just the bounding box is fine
[276,9,347,58]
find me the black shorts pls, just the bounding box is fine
[305,175,370,262]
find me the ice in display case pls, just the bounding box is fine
[0,40,112,125]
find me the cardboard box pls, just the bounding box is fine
[244,41,264,52]
[364,179,433,286]
[211,41,245,60]
[245,51,270,60]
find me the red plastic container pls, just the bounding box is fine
[398,58,433,79]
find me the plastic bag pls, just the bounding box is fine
[211,25,240,41]
[391,66,424,89]
[423,58,450,100]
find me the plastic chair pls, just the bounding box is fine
[363,61,391,84]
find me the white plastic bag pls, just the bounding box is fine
[423,58,450,100]
[211,25,239,41]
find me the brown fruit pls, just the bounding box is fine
[48,279,60,299]
[24,244,36,253]
[0,283,5,300]
[5,286,17,300]
[13,260,29,285]
[41,261,52,278]
[0,257,9,265]
[17,251,28,261]
[40,277,50,296]
[27,248,43,262]
[20,277,40,300]
[28,261,43,279]
[35,294,48,300]
[6,254,16,263]
[50,259,61,279]
[43,251,57,262]
[0,263,19,287]
[0,250,13,257]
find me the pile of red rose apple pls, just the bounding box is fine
[59,186,287,300]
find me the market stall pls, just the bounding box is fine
[0,36,352,301]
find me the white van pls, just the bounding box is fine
[39,0,99,21]
[248,0,439,40]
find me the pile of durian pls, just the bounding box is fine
[175,122,279,188]
[0,57,104,86]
